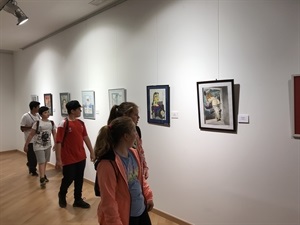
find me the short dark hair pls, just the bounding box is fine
[66,100,82,114]
[38,106,49,116]
[29,101,40,110]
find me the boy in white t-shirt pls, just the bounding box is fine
[20,101,40,176]
[24,106,56,188]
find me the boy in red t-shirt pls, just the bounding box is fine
[55,100,95,208]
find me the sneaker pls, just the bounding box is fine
[31,171,39,176]
[58,192,67,208]
[44,175,49,182]
[40,178,46,189]
[73,199,90,208]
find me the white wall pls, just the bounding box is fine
[0,52,16,151]
[9,0,300,224]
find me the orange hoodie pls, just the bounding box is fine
[97,148,153,225]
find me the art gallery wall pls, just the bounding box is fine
[0,52,15,151]
[2,0,299,224]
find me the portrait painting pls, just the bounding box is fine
[108,88,126,110]
[147,85,170,126]
[44,93,53,116]
[197,79,235,132]
[59,92,70,116]
[82,90,95,120]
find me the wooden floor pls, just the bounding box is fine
[0,151,179,225]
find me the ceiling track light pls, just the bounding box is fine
[0,0,28,25]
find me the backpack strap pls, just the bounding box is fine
[50,120,54,130]
[61,118,68,147]
[61,118,84,147]
[36,120,54,134]
[35,120,40,134]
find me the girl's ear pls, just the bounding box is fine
[123,133,129,140]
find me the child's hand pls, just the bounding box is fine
[146,200,154,211]
[55,160,62,170]
[23,145,28,153]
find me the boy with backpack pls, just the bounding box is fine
[24,106,56,188]
[55,100,95,209]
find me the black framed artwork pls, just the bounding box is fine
[197,79,236,132]
[147,85,170,126]
[44,93,53,116]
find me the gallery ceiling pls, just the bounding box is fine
[0,0,126,53]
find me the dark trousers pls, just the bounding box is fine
[26,143,37,173]
[129,207,152,225]
[59,159,86,201]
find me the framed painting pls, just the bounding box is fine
[31,94,39,102]
[44,93,53,116]
[59,92,70,116]
[82,90,95,120]
[147,85,170,126]
[197,79,236,132]
[108,88,127,110]
[292,74,300,138]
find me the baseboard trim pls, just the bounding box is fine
[0,149,20,153]
[151,208,193,225]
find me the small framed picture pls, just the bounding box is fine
[44,93,53,116]
[82,90,95,120]
[59,92,70,116]
[31,95,39,102]
[196,79,236,132]
[147,85,170,126]
[108,88,127,110]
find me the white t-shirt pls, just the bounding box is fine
[20,112,40,143]
[32,120,56,151]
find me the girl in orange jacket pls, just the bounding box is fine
[94,116,154,225]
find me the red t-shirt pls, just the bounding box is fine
[56,119,87,165]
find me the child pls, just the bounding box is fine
[94,116,154,225]
[24,106,56,188]
[107,102,149,179]
[55,100,95,208]
[20,100,40,176]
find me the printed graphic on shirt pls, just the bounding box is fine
[33,121,53,151]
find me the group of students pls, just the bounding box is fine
[20,100,154,225]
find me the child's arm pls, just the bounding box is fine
[52,127,57,151]
[55,143,62,169]
[83,136,95,162]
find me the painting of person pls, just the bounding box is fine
[204,89,221,122]
[151,92,165,120]
[83,95,94,115]
[61,98,67,115]
[44,94,52,115]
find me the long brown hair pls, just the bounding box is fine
[94,116,135,159]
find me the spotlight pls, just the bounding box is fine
[15,7,28,25]
[0,0,28,25]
